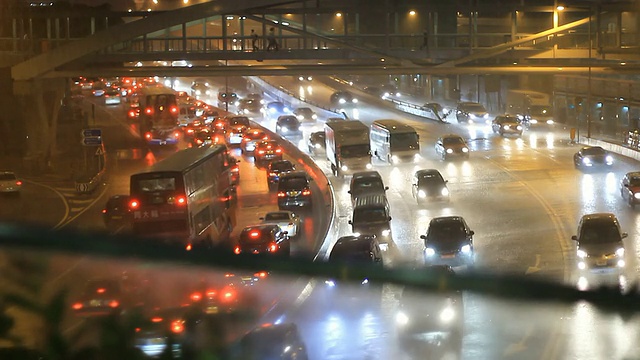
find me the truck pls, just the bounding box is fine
[135,86,181,145]
[324,120,373,177]
[505,89,555,127]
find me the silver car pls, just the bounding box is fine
[0,171,22,194]
[260,211,302,238]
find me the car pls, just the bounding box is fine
[217,90,238,106]
[237,98,262,116]
[0,171,22,194]
[228,115,251,128]
[297,75,313,82]
[307,131,326,155]
[423,102,449,120]
[234,224,291,257]
[348,171,388,204]
[212,116,229,134]
[276,115,303,138]
[293,107,317,122]
[573,146,614,170]
[264,101,289,118]
[349,194,392,245]
[191,130,213,147]
[491,115,524,136]
[254,140,283,164]
[260,211,302,238]
[92,85,106,97]
[228,156,240,185]
[241,128,269,153]
[102,195,131,230]
[620,171,640,208]
[190,82,211,99]
[455,102,489,124]
[326,117,346,123]
[363,86,383,97]
[245,93,265,105]
[411,169,450,204]
[134,306,202,358]
[422,216,475,267]
[277,171,313,210]
[230,323,309,360]
[267,160,296,188]
[104,88,121,105]
[330,91,358,107]
[324,235,384,295]
[435,134,470,160]
[572,213,627,282]
[381,84,401,97]
[395,265,463,356]
[71,278,126,316]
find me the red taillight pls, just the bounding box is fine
[171,320,184,334]
[277,192,286,197]
[302,189,311,196]
[151,316,163,323]
[145,107,153,115]
[72,303,83,310]
[243,137,250,142]
[129,199,139,209]
[222,289,236,301]
[206,289,217,297]
[97,288,106,294]
[128,110,136,118]
[258,150,265,154]
[174,132,180,138]
[170,106,178,114]
[176,196,186,205]
[144,132,152,140]
[249,230,261,238]
[186,244,192,251]
[102,209,107,214]
[234,246,241,255]
[196,139,203,145]
[268,242,278,252]
[275,148,282,153]
[109,300,119,308]
[190,292,202,302]
[269,172,277,177]
[255,271,268,278]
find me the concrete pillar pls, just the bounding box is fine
[222,16,227,51]
[91,17,95,35]
[182,23,187,51]
[302,1,308,49]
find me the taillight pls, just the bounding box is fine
[222,289,236,301]
[108,300,119,308]
[129,199,139,209]
[128,110,136,117]
[302,189,311,196]
[190,292,202,302]
[243,137,250,142]
[196,139,203,145]
[269,172,277,177]
[72,303,83,310]
[144,132,152,140]
[258,150,265,154]
[171,320,184,334]
[277,192,286,197]
[170,106,178,114]
[145,107,153,115]
[15,180,22,186]
[97,288,106,294]
[254,271,268,278]
[174,132,180,138]
[102,209,107,214]
[206,289,217,297]
[234,246,241,255]
[151,316,163,323]
[249,230,261,238]
[176,196,186,206]
[268,242,278,252]
[275,149,282,153]
[187,129,194,134]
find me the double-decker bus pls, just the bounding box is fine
[135,86,181,145]
[129,145,235,249]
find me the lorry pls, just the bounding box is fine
[505,89,554,127]
[324,120,373,177]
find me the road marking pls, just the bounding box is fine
[504,323,535,357]
[24,179,70,230]
[525,254,542,275]
[68,198,96,204]
[58,183,109,229]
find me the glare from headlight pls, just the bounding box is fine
[296,115,304,120]
[418,190,426,198]
[353,232,361,237]
[529,119,538,124]
[361,278,369,285]
[391,155,399,163]
[260,100,265,104]
[314,143,322,149]
[618,260,626,267]
[324,280,336,287]
[582,157,591,164]
[339,98,346,104]
[243,109,249,114]
[425,248,435,256]
[341,165,348,171]
[462,147,469,153]
[503,125,509,130]
[606,155,614,163]
[312,114,317,119]
[395,312,409,325]
[578,261,586,270]
[365,163,373,169]
[299,76,304,81]
[440,307,455,323]
[196,90,201,95]
[460,244,471,253]
[546,120,554,125]
[616,247,625,257]
[577,249,587,258]
[483,114,489,119]
[516,125,522,130]
[634,192,640,199]
[381,229,391,237]
[446,148,453,154]
[441,187,449,196]
[352,98,358,104]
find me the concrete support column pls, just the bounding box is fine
[12,19,17,52]
[91,17,95,35]
[182,23,187,51]
[302,0,307,49]
[203,18,207,52]
[222,16,227,51]
[511,11,517,42]
[66,17,70,40]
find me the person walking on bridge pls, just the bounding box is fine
[251,29,259,51]
[267,27,279,51]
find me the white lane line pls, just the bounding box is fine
[68,198,96,204]
[23,179,70,230]
[70,207,85,212]
[58,184,109,229]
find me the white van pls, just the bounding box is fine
[177,102,198,127]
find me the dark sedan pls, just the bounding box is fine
[573,146,614,170]
[411,169,450,204]
[307,131,326,155]
[422,216,475,267]
[491,115,523,136]
[102,195,131,231]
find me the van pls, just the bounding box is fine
[348,171,388,204]
[349,194,392,246]
[177,102,198,127]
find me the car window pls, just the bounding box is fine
[279,177,308,189]
[582,147,606,155]
[580,222,621,243]
[353,179,385,193]
[418,173,444,185]
[0,173,16,180]
[353,208,388,223]
[270,162,294,172]
[443,137,465,146]
[629,176,640,186]
[427,221,467,241]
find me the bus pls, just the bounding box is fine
[505,89,554,127]
[134,86,181,145]
[370,119,420,163]
[129,145,235,250]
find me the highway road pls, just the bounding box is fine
[2,75,640,359]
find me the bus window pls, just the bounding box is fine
[137,178,176,192]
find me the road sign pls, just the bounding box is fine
[82,137,102,146]
[82,129,102,138]
[95,147,105,156]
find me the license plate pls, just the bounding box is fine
[111,215,123,220]
[596,260,607,266]
[159,141,166,145]
[90,300,101,306]
[441,255,455,259]
[150,338,166,345]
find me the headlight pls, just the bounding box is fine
[260,100,265,104]
[578,261,586,270]
[443,107,449,113]
[365,163,373,169]
[341,165,348,171]
[440,307,455,323]
[634,192,640,199]
[339,98,346,104]
[298,76,304,81]
[391,155,399,163]
[395,312,409,325]
[418,190,426,198]
[383,92,390,98]
[606,155,614,163]
[483,114,489,119]
[441,187,449,196]
[425,248,435,256]
[462,147,469,153]
[546,120,554,125]
[460,244,471,253]
[324,280,336,287]
[618,260,626,267]
[352,98,358,104]
[616,247,625,257]
[529,119,538,124]
[195,90,201,95]
[582,157,591,164]
[446,148,453,154]
[280,126,288,133]
[516,125,522,130]
[243,109,249,114]
[381,229,391,237]
[296,115,304,120]
[314,143,322,149]
[312,114,317,120]
[503,125,509,130]
[361,278,369,285]
[284,107,290,113]
[206,90,211,95]
[577,249,587,258]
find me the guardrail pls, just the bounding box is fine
[249,77,344,116]
[74,169,105,194]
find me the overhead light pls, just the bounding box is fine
[556,5,565,11]
[409,10,416,16]
[336,12,342,17]
[226,16,234,20]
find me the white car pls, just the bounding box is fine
[259,211,301,238]
[0,171,22,194]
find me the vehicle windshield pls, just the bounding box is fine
[579,222,621,243]
[329,247,373,262]
[270,162,294,172]
[352,179,385,194]
[629,176,640,187]
[296,108,312,115]
[390,133,419,149]
[462,103,486,112]
[265,213,290,221]
[353,208,388,223]
[427,221,467,243]
[279,117,299,126]
[418,173,444,186]
[529,105,553,116]
[583,147,606,155]
[0,173,16,180]
[340,144,370,157]
[442,137,465,146]
[279,177,308,190]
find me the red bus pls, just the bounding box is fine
[129,145,235,249]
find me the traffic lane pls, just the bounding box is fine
[0,182,67,228]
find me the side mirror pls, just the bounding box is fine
[624,184,629,187]
[347,191,351,194]
[385,186,389,191]
[445,180,449,183]
[283,231,289,235]
[571,235,578,241]
[259,217,264,221]
[420,235,426,240]
[469,230,474,236]
[348,220,352,225]
[388,217,392,221]
[622,232,628,239]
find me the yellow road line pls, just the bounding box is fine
[24,179,70,230]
